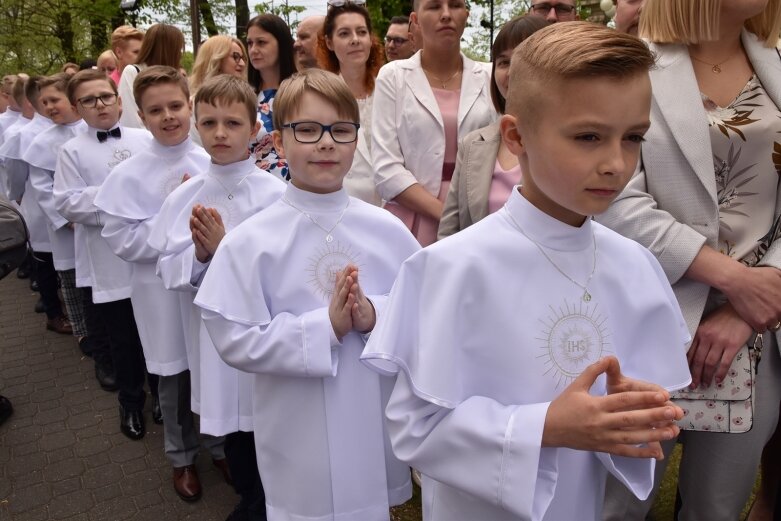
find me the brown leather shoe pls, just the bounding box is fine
[173,465,202,502]
[46,316,73,335]
[212,457,233,486]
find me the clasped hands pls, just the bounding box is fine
[190,204,225,263]
[329,264,376,341]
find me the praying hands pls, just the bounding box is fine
[329,264,376,341]
[190,204,225,263]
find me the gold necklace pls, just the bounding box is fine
[422,66,462,89]
[689,47,741,74]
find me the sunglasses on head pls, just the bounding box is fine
[327,0,366,6]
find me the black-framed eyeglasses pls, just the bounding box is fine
[231,52,245,63]
[384,36,409,46]
[77,93,118,108]
[327,0,365,6]
[530,2,578,16]
[281,121,360,143]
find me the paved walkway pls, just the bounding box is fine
[0,273,237,521]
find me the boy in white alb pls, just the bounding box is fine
[95,66,230,502]
[193,69,420,521]
[361,23,692,521]
[22,74,94,349]
[53,69,152,440]
[148,74,285,516]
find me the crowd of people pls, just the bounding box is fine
[0,0,780,520]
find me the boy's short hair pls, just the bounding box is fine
[194,75,257,127]
[11,74,30,106]
[507,22,654,128]
[2,75,18,96]
[66,69,117,105]
[272,69,359,130]
[133,65,190,111]
[111,25,144,50]
[37,73,71,96]
[24,76,42,109]
[640,0,781,47]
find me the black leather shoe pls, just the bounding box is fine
[152,396,163,424]
[119,406,145,440]
[0,395,13,427]
[29,279,39,292]
[95,363,118,392]
[34,298,45,313]
[16,267,30,279]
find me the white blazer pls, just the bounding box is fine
[599,30,781,342]
[371,51,496,201]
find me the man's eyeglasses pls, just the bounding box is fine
[384,36,409,46]
[281,121,360,144]
[530,2,578,16]
[77,93,117,108]
[326,0,366,6]
[231,52,245,63]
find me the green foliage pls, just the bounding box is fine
[253,0,306,31]
[366,0,411,43]
[462,0,530,62]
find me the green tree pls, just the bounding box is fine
[253,0,305,31]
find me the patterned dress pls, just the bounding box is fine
[250,88,289,181]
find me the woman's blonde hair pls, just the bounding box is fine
[640,0,781,47]
[190,35,248,95]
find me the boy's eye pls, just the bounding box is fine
[297,124,318,135]
[575,133,599,142]
[496,59,510,68]
[626,134,646,144]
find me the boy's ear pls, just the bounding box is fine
[137,108,147,128]
[500,114,524,157]
[250,119,261,140]
[272,130,286,159]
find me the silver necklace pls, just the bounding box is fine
[283,196,350,243]
[504,208,597,302]
[211,172,252,200]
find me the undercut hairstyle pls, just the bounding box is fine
[273,69,359,130]
[189,35,248,95]
[1,75,17,96]
[194,74,258,127]
[490,15,549,114]
[66,69,117,105]
[111,25,144,51]
[133,65,190,110]
[507,22,655,127]
[37,73,71,96]
[24,76,42,109]
[317,3,385,95]
[389,15,410,26]
[245,14,296,94]
[136,24,185,69]
[640,0,781,47]
[11,74,30,106]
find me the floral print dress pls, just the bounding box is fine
[704,74,781,268]
[250,88,289,181]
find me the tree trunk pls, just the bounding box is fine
[235,0,249,41]
[197,0,219,38]
[55,9,76,62]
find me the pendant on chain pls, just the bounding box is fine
[583,291,592,302]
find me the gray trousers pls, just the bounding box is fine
[603,334,781,521]
[158,370,225,467]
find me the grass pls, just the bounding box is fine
[389,443,759,520]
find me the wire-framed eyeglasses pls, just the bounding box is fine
[530,2,578,16]
[281,121,360,144]
[77,93,118,108]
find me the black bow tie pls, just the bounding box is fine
[97,127,121,143]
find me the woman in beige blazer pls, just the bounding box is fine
[599,1,781,519]
[438,15,548,240]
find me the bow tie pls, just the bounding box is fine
[97,127,121,143]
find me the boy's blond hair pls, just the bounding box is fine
[1,75,17,96]
[24,76,42,110]
[37,73,70,96]
[640,0,781,47]
[189,35,248,94]
[111,25,144,51]
[66,69,117,105]
[507,22,654,127]
[272,69,359,130]
[11,74,30,106]
[194,75,257,127]
[133,65,190,111]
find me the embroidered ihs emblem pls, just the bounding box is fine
[200,195,235,230]
[306,241,362,300]
[537,300,612,388]
[107,149,132,169]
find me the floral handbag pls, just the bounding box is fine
[672,334,763,433]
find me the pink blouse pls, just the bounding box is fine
[433,88,460,179]
[488,158,522,215]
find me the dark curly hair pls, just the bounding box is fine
[317,3,385,95]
